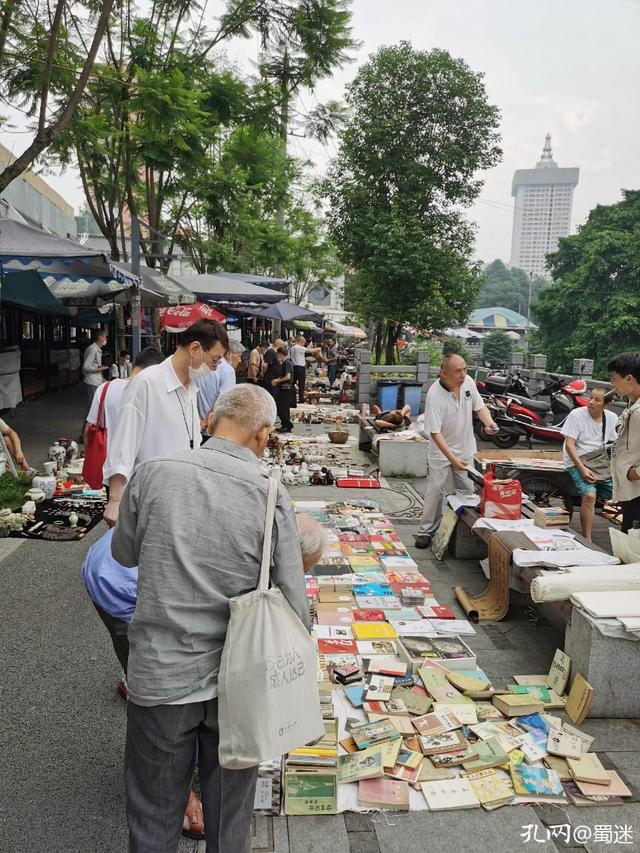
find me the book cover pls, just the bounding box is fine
[379,737,403,769]
[412,711,463,737]
[510,765,564,798]
[546,730,582,760]
[433,703,478,725]
[507,684,551,703]
[344,685,365,708]
[385,762,422,784]
[351,718,401,750]
[465,768,514,807]
[418,730,467,756]
[389,619,436,637]
[574,771,631,798]
[547,649,571,696]
[352,623,398,640]
[284,769,338,815]
[362,657,407,677]
[390,686,432,717]
[352,609,386,622]
[365,675,395,701]
[418,668,468,704]
[492,693,544,717]
[563,780,625,807]
[337,747,384,784]
[356,640,397,657]
[358,778,410,810]
[567,753,610,786]
[565,674,593,725]
[317,638,358,655]
[462,737,508,772]
[421,778,480,811]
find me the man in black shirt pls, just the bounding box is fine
[261,339,285,397]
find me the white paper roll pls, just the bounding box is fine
[531,565,640,603]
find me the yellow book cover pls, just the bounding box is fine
[352,622,398,640]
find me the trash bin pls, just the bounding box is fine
[400,380,423,416]
[377,379,400,411]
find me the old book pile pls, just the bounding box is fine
[276,501,630,816]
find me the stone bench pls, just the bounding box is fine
[358,416,428,478]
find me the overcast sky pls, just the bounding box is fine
[3,0,639,263]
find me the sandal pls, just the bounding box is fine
[182,788,205,840]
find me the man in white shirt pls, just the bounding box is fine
[197,340,245,421]
[290,335,322,404]
[415,354,498,548]
[82,330,108,412]
[109,350,133,380]
[561,388,618,540]
[103,319,228,526]
[84,347,164,486]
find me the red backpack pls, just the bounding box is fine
[82,383,109,489]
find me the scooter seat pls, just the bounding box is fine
[507,394,550,413]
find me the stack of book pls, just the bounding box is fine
[533,506,571,528]
[274,500,628,817]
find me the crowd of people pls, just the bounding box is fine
[8,323,630,851]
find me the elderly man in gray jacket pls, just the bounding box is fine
[112,383,309,853]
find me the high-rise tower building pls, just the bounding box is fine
[509,135,579,278]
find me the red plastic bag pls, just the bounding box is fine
[480,469,522,520]
[82,383,109,489]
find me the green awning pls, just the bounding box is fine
[1,269,71,315]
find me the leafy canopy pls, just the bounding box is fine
[532,189,640,377]
[476,259,548,315]
[326,41,502,332]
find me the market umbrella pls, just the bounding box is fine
[0,218,105,260]
[246,301,323,323]
[0,269,71,315]
[159,302,226,333]
[173,273,288,304]
[111,261,196,306]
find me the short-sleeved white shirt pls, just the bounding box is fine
[424,375,485,462]
[290,344,307,368]
[561,407,619,468]
[87,379,128,435]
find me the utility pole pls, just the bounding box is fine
[526,270,533,349]
[130,216,141,357]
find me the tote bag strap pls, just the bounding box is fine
[258,476,279,591]
[96,382,109,429]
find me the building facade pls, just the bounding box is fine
[509,135,579,278]
[0,143,77,237]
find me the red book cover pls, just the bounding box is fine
[352,609,386,622]
[431,605,455,619]
[317,638,358,655]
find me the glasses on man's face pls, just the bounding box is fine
[204,350,223,369]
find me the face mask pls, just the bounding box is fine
[188,346,212,381]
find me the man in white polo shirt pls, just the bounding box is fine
[415,354,498,548]
[103,319,228,527]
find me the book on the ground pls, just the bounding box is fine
[574,771,631,798]
[510,764,564,799]
[344,685,365,708]
[254,759,283,816]
[492,693,544,717]
[517,732,547,764]
[543,754,572,781]
[563,780,625,807]
[352,609,386,622]
[385,762,422,784]
[474,701,506,721]
[446,669,494,698]
[565,673,593,725]
[351,718,401,750]
[421,778,480,811]
[562,723,594,752]
[461,737,508,772]
[418,668,469,703]
[337,747,384,784]
[547,649,571,695]
[379,737,403,770]
[412,711,462,737]
[362,657,407,677]
[416,758,457,782]
[358,778,410,810]
[356,640,397,657]
[567,753,610,786]
[418,730,467,756]
[430,746,479,768]
[400,638,476,674]
[365,675,394,701]
[546,729,582,760]
[433,703,478,725]
[507,684,551,703]
[317,638,358,655]
[465,768,515,809]
[284,768,338,815]
[352,622,398,640]
[384,697,409,716]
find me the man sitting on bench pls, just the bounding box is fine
[371,404,412,432]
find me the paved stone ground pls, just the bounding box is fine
[0,387,638,852]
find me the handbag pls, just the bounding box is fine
[580,415,613,482]
[82,383,109,489]
[217,476,324,769]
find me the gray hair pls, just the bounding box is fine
[297,515,328,569]
[210,384,276,433]
[227,340,245,354]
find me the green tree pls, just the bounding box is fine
[533,189,640,376]
[482,330,513,368]
[476,259,548,314]
[325,42,501,365]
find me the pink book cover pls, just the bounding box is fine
[358,778,409,807]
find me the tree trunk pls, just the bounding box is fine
[0,0,116,193]
[374,322,383,364]
[384,321,397,366]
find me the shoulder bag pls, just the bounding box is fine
[580,414,613,482]
[217,476,324,769]
[82,383,109,489]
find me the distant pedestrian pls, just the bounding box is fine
[248,339,268,384]
[324,336,339,385]
[272,346,294,433]
[261,338,285,397]
[110,350,132,380]
[82,330,108,412]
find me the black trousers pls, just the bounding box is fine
[293,365,306,404]
[92,600,130,673]
[620,496,640,533]
[276,387,293,431]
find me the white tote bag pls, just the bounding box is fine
[218,476,324,769]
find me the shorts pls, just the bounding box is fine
[567,466,613,501]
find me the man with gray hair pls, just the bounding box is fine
[112,383,309,852]
[197,339,245,421]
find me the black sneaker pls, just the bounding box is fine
[414,535,432,549]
